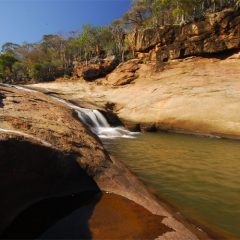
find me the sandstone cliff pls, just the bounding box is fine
[73,56,119,81]
[128,8,240,62]
[72,8,240,85]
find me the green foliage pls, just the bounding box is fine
[122,0,240,28]
[0,23,118,83]
[29,62,62,82]
[74,24,116,61]
[1,42,20,55]
[0,54,17,81]
[11,62,29,83]
[0,0,238,83]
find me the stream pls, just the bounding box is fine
[51,87,240,239]
[6,84,240,239]
[103,132,240,239]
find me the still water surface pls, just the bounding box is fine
[103,132,240,239]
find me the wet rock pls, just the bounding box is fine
[119,120,141,132]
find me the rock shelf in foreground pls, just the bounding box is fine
[0,85,206,239]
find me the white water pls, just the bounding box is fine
[51,96,137,139]
[5,84,137,139]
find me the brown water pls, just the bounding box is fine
[2,192,169,239]
[103,132,240,239]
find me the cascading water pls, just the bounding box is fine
[51,96,137,139]
[7,84,137,139]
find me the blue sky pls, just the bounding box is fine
[0,0,131,48]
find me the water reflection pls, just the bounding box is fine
[103,132,240,239]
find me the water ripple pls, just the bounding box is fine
[103,132,240,239]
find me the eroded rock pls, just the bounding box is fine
[105,59,141,86]
[128,8,240,62]
[74,56,119,81]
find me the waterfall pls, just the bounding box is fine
[51,96,137,139]
[93,110,110,127]
[6,84,137,139]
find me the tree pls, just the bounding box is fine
[0,54,17,81]
[122,0,152,28]
[1,42,20,55]
[12,62,29,82]
[111,19,126,61]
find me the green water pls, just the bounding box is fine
[103,132,240,239]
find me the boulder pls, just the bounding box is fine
[106,59,141,86]
[74,56,119,81]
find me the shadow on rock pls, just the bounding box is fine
[0,135,101,238]
[0,93,5,108]
[1,192,101,239]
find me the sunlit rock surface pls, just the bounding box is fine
[32,52,240,139]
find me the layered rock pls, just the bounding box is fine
[128,8,240,62]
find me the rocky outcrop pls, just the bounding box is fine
[0,85,204,239]
[104,59,141,86]
[128,8,240,62]
[72,8,240,83]
[31,52,240,139]
[73,56,119,81]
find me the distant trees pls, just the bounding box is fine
[74,24,115,64]
[0,0,238,83]
[0,54,17,82]
[0,25,116,83]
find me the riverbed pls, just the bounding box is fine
[103,132,240,239]
[12,83,240,238]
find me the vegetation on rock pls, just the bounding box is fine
[0,0,239,83]
[121,0,240,28]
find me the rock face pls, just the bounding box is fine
[0,85,203,239]
[31,52,240,139]
[104,59,141,86]
[73,56,119,81]
[128,8,240,62]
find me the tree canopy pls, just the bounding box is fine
[121,0,240,28]
[0,0,239,83]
